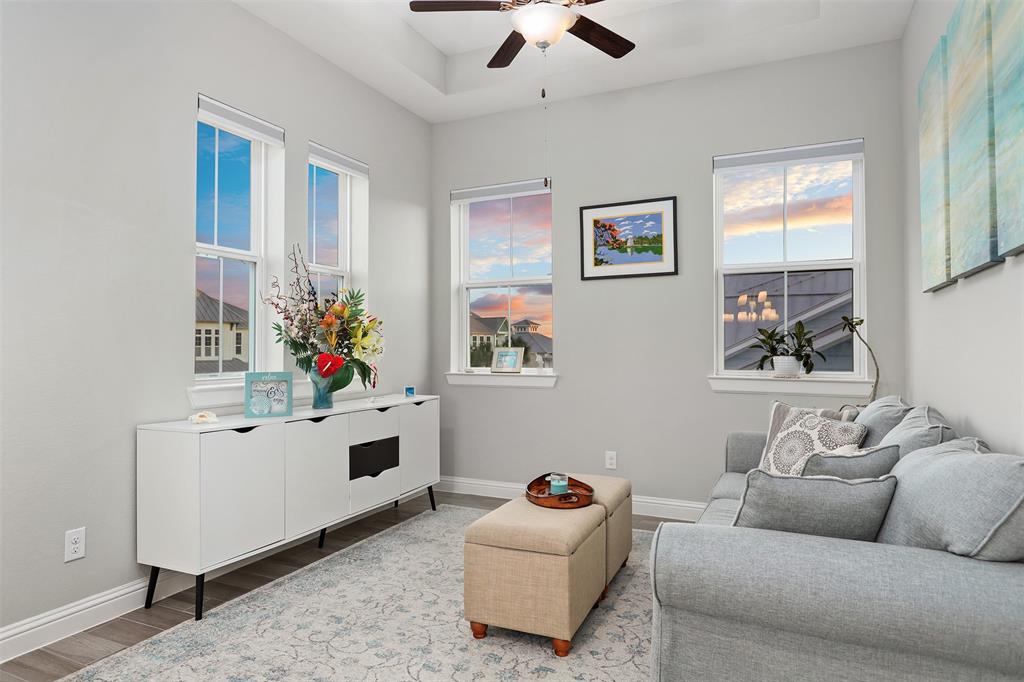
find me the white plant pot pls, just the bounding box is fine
[772,356,801,378]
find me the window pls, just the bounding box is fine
[713,140,865,377]
[193,95,283,379]
[235,332,243,356]
[451,179,554,373]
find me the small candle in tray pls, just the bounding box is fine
[548,473,569,495]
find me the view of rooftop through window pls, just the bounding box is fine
[465,192,554,369]
[195,121,255,376]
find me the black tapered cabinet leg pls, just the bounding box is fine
[318,528,327,549]
[195,574,205,621]
[427,485,436,511]
[144,566,160,609]
[394,500,399,508]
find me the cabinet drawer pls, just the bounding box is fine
[349,436,399,480]
[350,466,400,514]
[200,423,285,568]
[349,407,399,445]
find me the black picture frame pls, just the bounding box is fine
[579,196,678,280]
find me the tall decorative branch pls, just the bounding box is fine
[841,316,878,403]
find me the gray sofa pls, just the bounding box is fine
[650,431,1024,681]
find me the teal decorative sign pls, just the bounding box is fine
[244,372,293,418]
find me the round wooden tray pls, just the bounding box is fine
[525,474,594,509]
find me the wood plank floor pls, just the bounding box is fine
[1,491,677,681]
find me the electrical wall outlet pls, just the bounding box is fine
[605,450,617,470]
[65,527,86,563]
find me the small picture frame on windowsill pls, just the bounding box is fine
[491,347,525,373]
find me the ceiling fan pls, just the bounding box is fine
[408,0,636,68]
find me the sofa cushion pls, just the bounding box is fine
[893,436,989,458]
[709,472,746,501]
[696,498,739,526]
[878,405,956,457]
[760,405,867,476]
[801,444,900,479]
[734,470,897,542]
[878,448,1024,561]
[464,496,606,556]
[854,395,912,447]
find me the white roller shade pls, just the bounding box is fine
[713,139,864,170]
[198,94,284,147]
[451,178,551,203]
[309,141,369,179]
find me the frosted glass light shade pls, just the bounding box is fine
[511,2,577,49]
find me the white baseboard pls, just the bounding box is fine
[436,475,706,522]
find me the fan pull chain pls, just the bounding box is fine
[542,50,549,189]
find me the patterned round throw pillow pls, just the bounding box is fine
[762,415,868,475]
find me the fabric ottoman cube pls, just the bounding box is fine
[569,473,632,584]
[464,496,607,657]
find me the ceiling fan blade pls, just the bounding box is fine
[488,31,527,68]
[409,1,503,11]
[568,14,635,58]
[577,0,606,3]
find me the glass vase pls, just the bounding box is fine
[308,370,334,410]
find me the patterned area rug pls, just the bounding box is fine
[70,505,654,681]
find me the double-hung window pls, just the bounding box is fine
[194,95,283,378]
[307,142,366,301]
[451,179,554,374]
[713,140,866,379]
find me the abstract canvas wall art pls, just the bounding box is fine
[992,0,1024,257]
[946,0,1002,279]
[919,36,953,292]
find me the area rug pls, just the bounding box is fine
[69,505,654,681]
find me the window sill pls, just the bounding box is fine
[707,374,872,398]
[188,374,368,411]
[445,372,558,388]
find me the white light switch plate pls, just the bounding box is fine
[605,450,617,470]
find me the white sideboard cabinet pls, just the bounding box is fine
[137,394,439,620]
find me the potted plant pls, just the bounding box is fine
[841,315,879,402]
[263,247,384,409]
[750,322,826,378]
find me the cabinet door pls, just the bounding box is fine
[200,423,285,568]
[285,415,350,538]
[399,400,439,494]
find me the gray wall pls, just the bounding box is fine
[430,42,907,502]
[0,1,432,625]
[900,1,1024,454]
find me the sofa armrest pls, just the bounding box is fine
[725,431,767,473]
[651,523,1024,677]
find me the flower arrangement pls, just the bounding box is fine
[264,247,384,409]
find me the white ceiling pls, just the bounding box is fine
[239,0,914,123]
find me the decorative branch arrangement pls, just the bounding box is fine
[263,246,383,408]
[841,316,879,403]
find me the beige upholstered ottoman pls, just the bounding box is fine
[464,497,606,657]
[569,473,633,584]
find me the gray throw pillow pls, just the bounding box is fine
[854,395,912,447]
[878,405,956,457]
[802,444,900,479]
[760,403,867,476]
[734,469,897,542]
[878,449,1024,561]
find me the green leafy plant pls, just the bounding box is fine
[787,320,826,374]
[749,322,827,374]
[749,326,790,370]
[841,315,879,402]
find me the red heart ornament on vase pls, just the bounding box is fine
[316,353,345,378]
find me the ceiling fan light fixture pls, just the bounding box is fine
[510,2,577,50]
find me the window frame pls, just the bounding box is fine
[193,112,268,382]
[712,144,868,382]
[307,155,352,296]
[449,181,555,377]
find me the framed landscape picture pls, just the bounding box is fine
[244,372,293,418]
[580,196,677,280]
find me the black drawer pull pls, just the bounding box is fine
[309,416,328,424]
[413,401,426,406]
[232,426,258,434]
[376,406,392,413]
[357,441,376,448]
